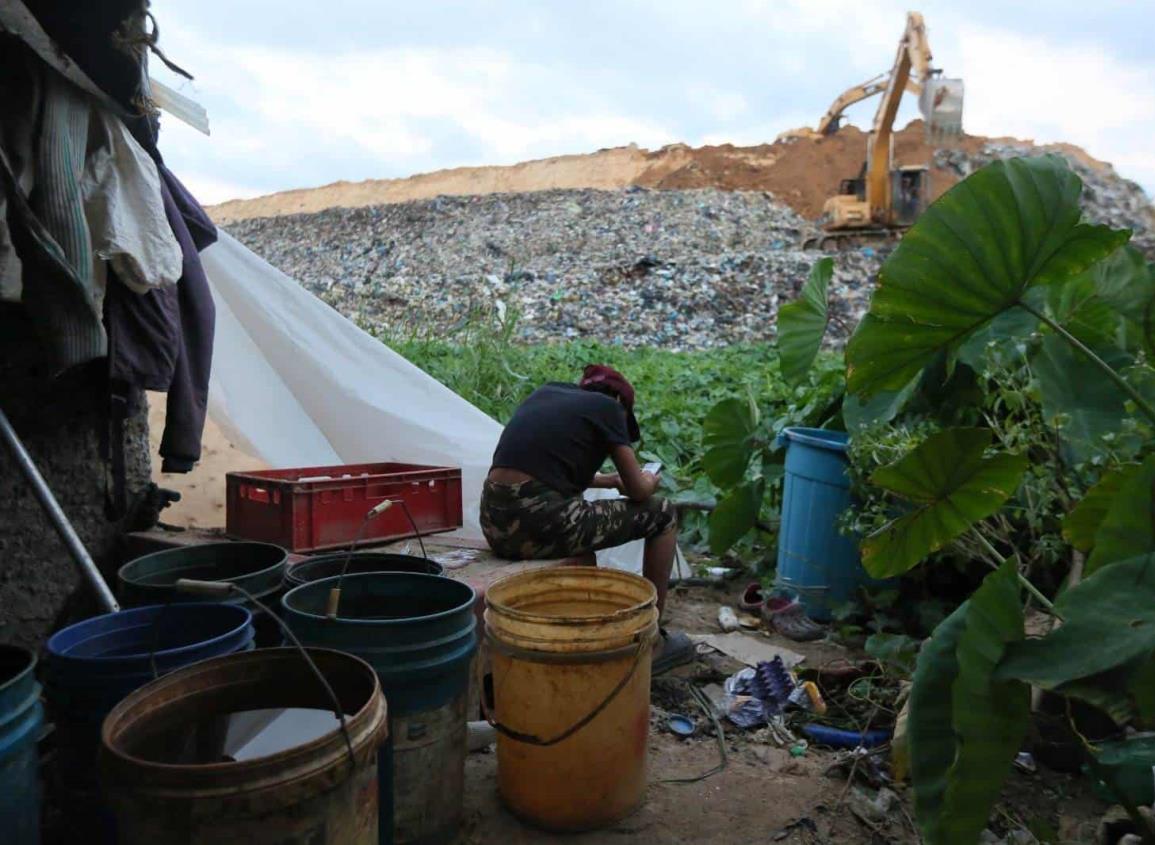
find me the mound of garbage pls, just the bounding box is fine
[225,137,1153,351]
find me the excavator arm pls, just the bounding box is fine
[865,11,962,222]
[818,10,964,232]
[816,74,921,136]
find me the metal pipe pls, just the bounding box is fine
[0,407,120,613]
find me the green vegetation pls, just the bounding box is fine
[704,154,1155,843]
[385,309,842,554]
[389,154,1155,841]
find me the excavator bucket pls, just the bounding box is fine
[919,77,964,139]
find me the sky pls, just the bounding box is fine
[152,0,1155,205]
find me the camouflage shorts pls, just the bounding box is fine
[480,479,676,561]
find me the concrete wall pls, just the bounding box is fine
[0,307,152,651]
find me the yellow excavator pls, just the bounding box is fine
[816,12,963,241]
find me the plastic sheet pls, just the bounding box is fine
[200,232,687,577]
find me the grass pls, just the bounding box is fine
[380,306,842,558]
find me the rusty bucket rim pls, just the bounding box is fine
[485,567,656,627]
[100,647,386,791]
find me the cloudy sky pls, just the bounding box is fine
[152,0,1155,205]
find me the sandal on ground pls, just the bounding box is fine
[763,596,826,642]
[653,629,696,675]
[739,582,765,612]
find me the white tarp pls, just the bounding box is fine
[200,231,688,578]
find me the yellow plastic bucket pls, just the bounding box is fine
[483,568,658,831]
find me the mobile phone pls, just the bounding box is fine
[643,462,662,475]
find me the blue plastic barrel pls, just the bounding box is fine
[775,427,879,620]
[0,645,45,845]
[282,572,477,845]
[45,603,255,840]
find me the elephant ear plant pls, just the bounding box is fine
[845,155,1155,843]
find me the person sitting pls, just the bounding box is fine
[480,364,694,674]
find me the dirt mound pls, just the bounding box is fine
[209,122,1117,223]
[635,123,991,217]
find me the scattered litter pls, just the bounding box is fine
[789,742,808,758]
[467,720,496,752]
[801,723,891,750]
[705,566,737,581]
[666,714,696,738]
[788,680,827,715]
[700,683,727,718]
[720,658,798,733]
[717,606,740,632]
[432,549,480,570]
[737,613,761,630]
[1014,751,1037,774]
[847,786,898,825]
[689,632,805,669]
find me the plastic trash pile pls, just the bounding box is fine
[935,143,1155,258]
[225,187,882,351]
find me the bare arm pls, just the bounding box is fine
[590,473,622,490]
[610,444,658,502]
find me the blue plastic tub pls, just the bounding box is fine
[45,603,255,840]
[0,645,44,845]
[282,572,476,845]
[775,427,882,620]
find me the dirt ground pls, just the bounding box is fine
[458,583,1109,845]
[147,392,264,529]
[207,122,1110,225]
[143,402,1113,844]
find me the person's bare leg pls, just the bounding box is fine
[643,524,678,617]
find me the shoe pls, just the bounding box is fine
[739,582,765,612]
[652,629,695,675]
[762,596,826,642]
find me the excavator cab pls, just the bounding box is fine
[891,166,929,226]
[838,177,866,201]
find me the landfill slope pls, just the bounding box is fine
[208,121,1141,225]
[226,140,1152,353]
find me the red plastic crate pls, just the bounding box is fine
[225,462,463,553]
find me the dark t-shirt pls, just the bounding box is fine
[491,383,631,496]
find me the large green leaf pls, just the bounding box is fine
[997,555,1155,688]
[861,428,1028,578]
[1032,334,1130,464]
[843,374,918,434]
[707,478,765,555]
[936,561,1029,844]
[778,257,833,385]
[701,398,759,487]
[1090,244,1155,321]
[1086,454,1155,575]
[1063,464,1139,552]
[1094,733,1155,767]
[909,602,969,838]
[846,155,1130,398]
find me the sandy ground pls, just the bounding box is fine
[460,582,1107,844]
[147,393,264,528]
[208,122,1111,225]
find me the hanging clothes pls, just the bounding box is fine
[0,46,182,372]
